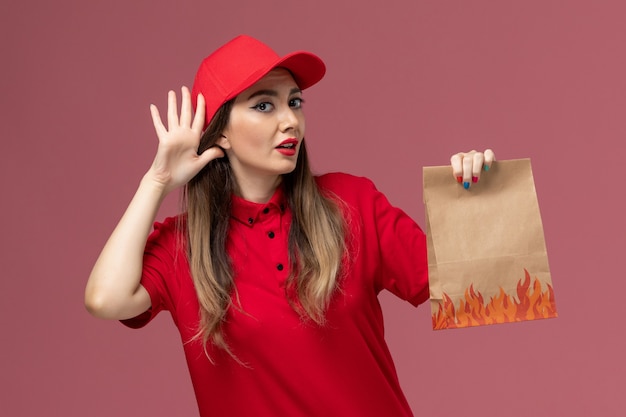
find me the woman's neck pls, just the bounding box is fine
[233,174,282,203]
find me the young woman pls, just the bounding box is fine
[85,35,494,417]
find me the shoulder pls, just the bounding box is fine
[314,172,378,199]
[152,215,182,233]
[146,215,185,246]
[314,173,387,221]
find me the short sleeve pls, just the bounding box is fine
[370,182,429,306]
[120,217,182,328]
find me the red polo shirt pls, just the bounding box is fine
[123,172,429,417]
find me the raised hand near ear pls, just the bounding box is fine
[148,86,224,194]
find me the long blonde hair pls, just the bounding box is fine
[181,100,346,359]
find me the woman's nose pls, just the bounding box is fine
[279,108,300,132]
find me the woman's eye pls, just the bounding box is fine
[253,102,274,112]
[289,98,304,109]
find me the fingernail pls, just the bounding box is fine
[463,182,470,190]
[472,176,478,183]
[456,176,463,183]
[483,165,490,172]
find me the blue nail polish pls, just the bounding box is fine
[483,165,490,172]
[463,182,470,189]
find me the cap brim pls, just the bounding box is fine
[275,51,326,90]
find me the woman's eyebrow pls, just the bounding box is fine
[247,89,277,100]
[246,87,302,100]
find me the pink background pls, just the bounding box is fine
[2,0,625,415]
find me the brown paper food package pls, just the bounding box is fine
[423,159,557,330]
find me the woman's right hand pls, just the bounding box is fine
[148,86,224,194]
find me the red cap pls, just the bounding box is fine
[191,35,326,128]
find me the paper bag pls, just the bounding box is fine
[423,158,557,330]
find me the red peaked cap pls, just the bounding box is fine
[191,35,326,129]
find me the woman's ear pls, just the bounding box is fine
[216,134,231,150]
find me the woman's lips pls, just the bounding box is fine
[276,138,299,156]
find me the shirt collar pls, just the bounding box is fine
[231,186,288,226]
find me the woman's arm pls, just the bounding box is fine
[84,176,167,320]
[85,87,223,320]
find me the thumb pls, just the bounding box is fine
[197,146,225,166]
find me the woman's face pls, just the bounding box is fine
[219,68,306,188]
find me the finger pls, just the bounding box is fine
[483,148,496,171]
[472,152,485,183]
[450,153,463,183]
[179,86,192,127]
[462,154,473,189]
[167,90,179,130]
[150,104,167,137]
[192,93,206,133]
[196,146,225,167]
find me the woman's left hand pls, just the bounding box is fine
[450,149,496,189]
